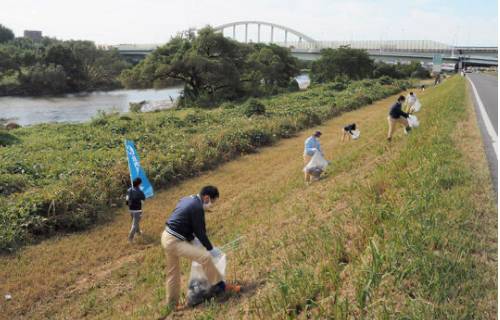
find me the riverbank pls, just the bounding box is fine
[0,76,495,319]
[0,78,411,252]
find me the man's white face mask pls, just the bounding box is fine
[203,200,212,210]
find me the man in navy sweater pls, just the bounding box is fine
[387,95,411,141]
[161,185,240,307]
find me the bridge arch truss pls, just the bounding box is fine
[213,21,316,45]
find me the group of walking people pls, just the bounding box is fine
[302,91,420,182]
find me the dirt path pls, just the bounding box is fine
[0,89,432,319]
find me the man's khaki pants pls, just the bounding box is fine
[161,230,223,305]
[387,116,409,139]
[303,154,312,182]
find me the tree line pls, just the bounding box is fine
[0,24,130,96]
[0,23,430,99]
[121,28,430,107]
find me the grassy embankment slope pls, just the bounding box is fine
[0,76,496,319]
[0,79,407,251]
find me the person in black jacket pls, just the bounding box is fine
[387,95,411,141]
[161,185,240,308]
[126,177,146,242]
[341,123,357,142]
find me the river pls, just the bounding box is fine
[0,87,183,126]
[0,75,310,126]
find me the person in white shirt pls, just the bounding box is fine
[405,92,418,113]
[303,131,322,183]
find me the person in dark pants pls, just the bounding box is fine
[387,95,411,141]
[161,185,240,308]
[126,177,146,242]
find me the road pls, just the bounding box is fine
[467,73,498,194]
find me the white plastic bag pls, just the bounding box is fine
[411,99,421,113]
[350,129,361,140]
[187,239,227,306]
[304,151,329,177]
[407,115,419,128]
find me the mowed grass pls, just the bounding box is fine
[0,77,496,319]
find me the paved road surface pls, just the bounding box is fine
[467,73,498,194]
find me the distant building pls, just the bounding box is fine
[24,30,42,41]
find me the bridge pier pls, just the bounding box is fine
[271,26,274,43]
[232,25,236,39]
[285,30,288,45]
[245,23,248,43]
[258,24,260,42]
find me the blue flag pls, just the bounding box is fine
[125,140,154,198]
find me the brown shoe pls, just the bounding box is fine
[225,284,241,294]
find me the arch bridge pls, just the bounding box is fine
[213,20,316,45]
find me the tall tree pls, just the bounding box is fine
[311,47,374,83]
[0,24,14,43]
[120,26,300,106]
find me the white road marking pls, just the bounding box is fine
[467,76,498,157]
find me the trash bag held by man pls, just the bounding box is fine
[407,115,420,128]
[187,238,227,307]
[304,151,329,177]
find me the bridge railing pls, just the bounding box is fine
[276,40,460,53]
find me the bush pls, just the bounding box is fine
[5,122,21,130]
[288,79,300,92]
[119,115,132,121]
[0,131,19,146]
[244,99,266,117]
[90,110,109,126]
[378,76,394,85]
[0,174,30,195]
[411,68,431,79]
[129,101,145,113]
[326,82,347,91]
[220,102,236,110]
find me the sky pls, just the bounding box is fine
[0,0,497,46]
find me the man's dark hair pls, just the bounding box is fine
[200,185,219,199]
[133,177,142,187]
[398,95,405,102]
[314,131,322,137]
[409,92,414,95]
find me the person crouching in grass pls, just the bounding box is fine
[161,185,240,309]
[126,177,146,242]
[387,95,411,142]
[304,131,322,183]
[341,123,356,142]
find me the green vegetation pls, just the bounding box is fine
[311,47,374,82]
[0,24,14,43]
[0,77,495,319]
[311,46,431,84]
[0,78,410,252]
[119,27,300,107]
[0,24,130,96]
[373,60,431,79]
